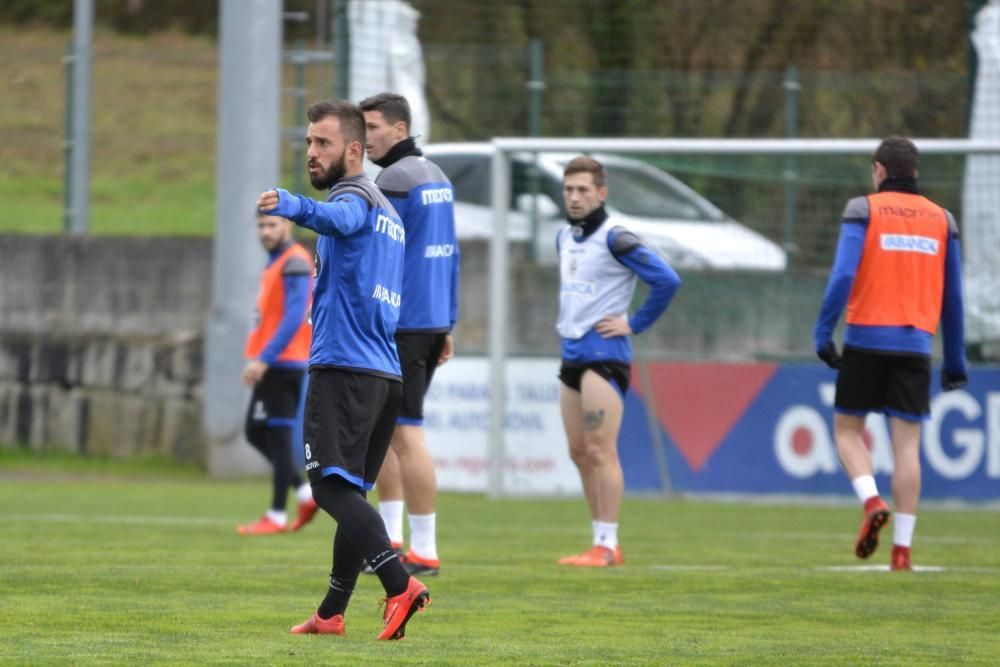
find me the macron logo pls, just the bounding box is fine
[372,283,402,308]
[880,234,939,255]
[375,214,405,244]
[421,188,453,205]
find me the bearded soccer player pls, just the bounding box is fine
[814,135,967,571]
[556,156,681,567]
[257,99,429,640]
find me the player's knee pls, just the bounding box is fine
[584,438,616,467]
[568,443,590,468]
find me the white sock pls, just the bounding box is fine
[379,500,405,546]
[265,509,287,526]
[295,483,313,504]
[851,475,879,503]
[408,513,438,561]
[594,521,619,550]
[893,513,917,548]
[591,520,600,544]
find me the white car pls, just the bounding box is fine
[421,142,787,271]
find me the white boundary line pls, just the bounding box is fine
[650,565,733,572]
[0,513,233,526]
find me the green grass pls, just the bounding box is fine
[1,467,999,665]
[0,448,204,479]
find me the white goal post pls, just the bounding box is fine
[486,137,1000,497]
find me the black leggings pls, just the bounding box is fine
[246,426,303,511]
[312,475,409,598]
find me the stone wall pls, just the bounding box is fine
[0,236,210,463]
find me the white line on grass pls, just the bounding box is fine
[726,530,1000,547]
[650,565,732,571]
[0,513,233,526]
[817,564,999,573]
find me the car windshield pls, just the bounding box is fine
[602,163,726,222]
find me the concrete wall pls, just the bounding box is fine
[0,235,209,463]
[0,234,823,467]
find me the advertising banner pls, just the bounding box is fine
[424,358,1000,500]
[423,358,579,494]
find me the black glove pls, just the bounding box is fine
[941,369,967,392]
[817,341,842,369]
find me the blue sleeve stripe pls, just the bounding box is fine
[265,418,297,428]
[397,416,423,426]
[841,217,868,226]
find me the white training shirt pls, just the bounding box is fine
[556,220,638,340]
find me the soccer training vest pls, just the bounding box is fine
[556,221,638,340]
[245,243,313,362]
[846,191,950,335]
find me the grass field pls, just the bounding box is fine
[2,460,999,665]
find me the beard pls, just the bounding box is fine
[309,153,347,191]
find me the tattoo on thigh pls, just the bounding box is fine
[583,409,605,431]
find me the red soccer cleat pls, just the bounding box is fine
[855,497,891,559]
[402,550,440,577]
[290,611,345,635]
[377,576,430,640]
[289,498,319,532]
[890,545,912,571]
[237,516,286,535]
[559,545,623,567]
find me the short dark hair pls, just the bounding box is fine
[873,135,919,179]
[306,99,366,145]
[358,92,412,132]
[563,156,606,188]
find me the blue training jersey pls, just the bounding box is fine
[267,175,405,379]
[375,155,460,332]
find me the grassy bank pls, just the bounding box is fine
[0,27,333,235]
